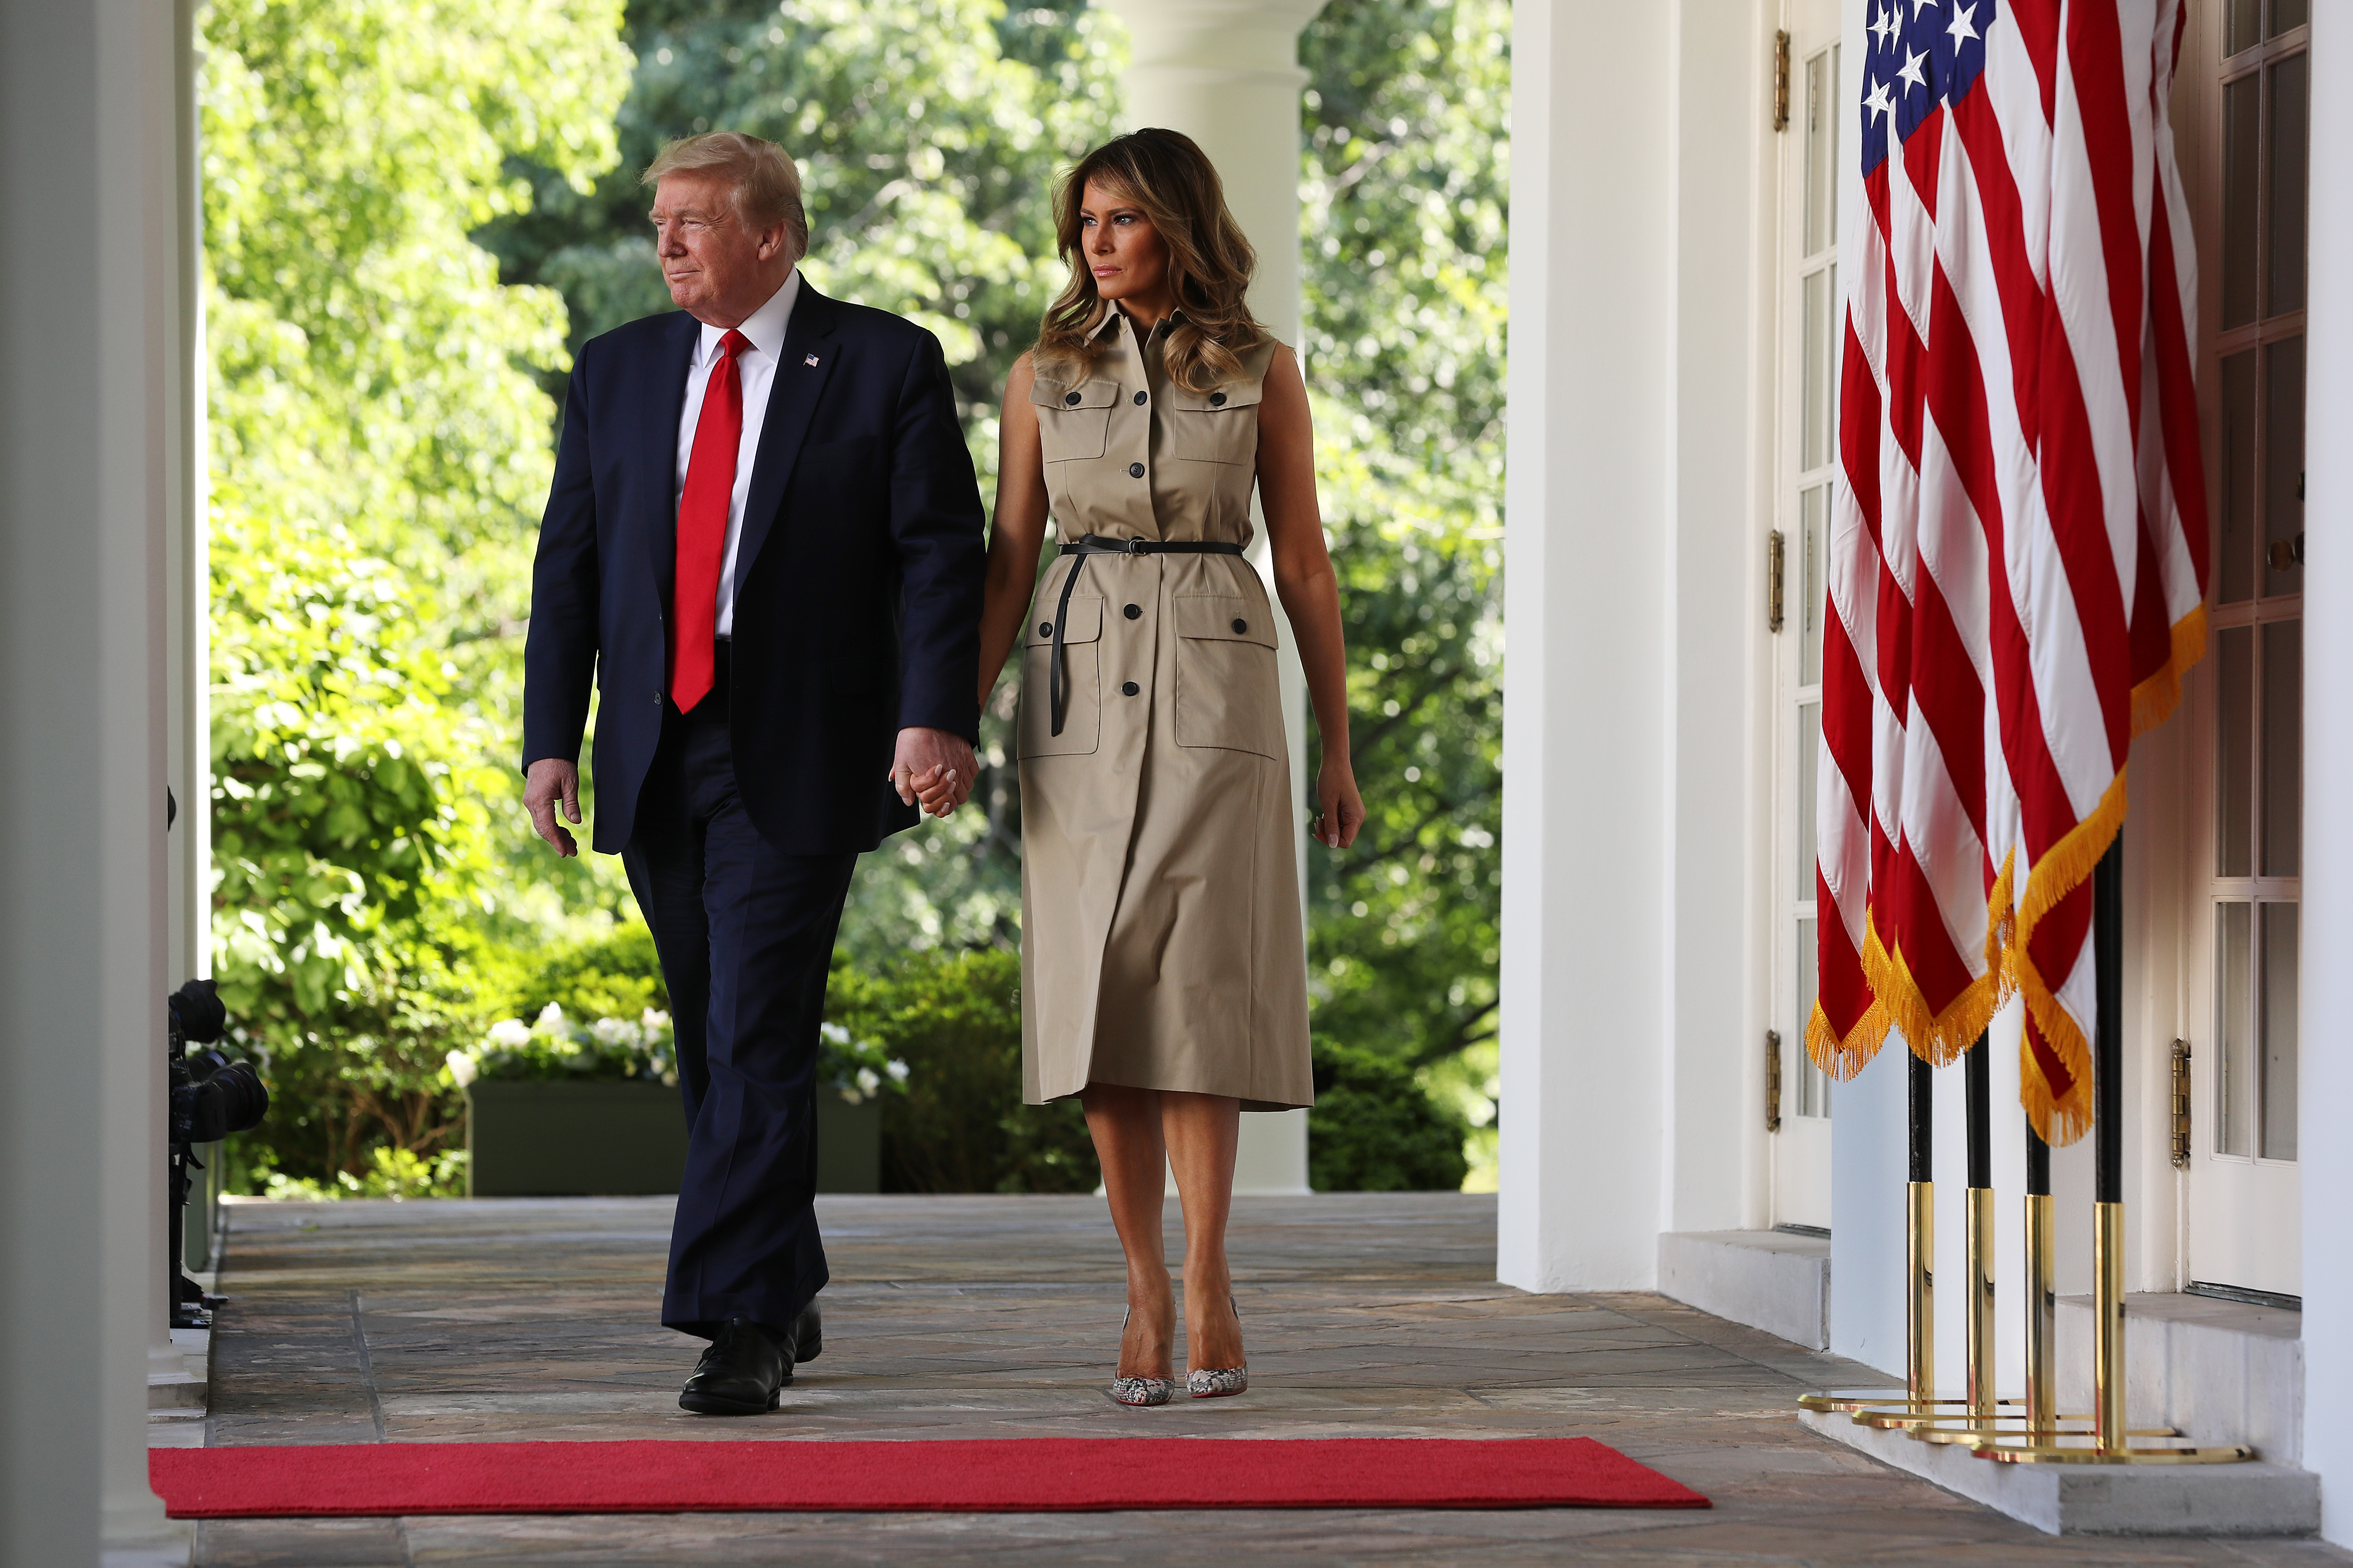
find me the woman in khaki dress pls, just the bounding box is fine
[935,129,1364,1405]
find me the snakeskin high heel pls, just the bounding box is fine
[1111,1306,1174,1407]
[1187,1294,1247,1399]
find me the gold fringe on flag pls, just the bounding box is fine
[1806,852,2020,1082]
[1806,994,1888,1083]
[2001,601,2207,1146]
[1802,603,2205,1144]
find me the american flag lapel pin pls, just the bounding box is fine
[805,353,820,366]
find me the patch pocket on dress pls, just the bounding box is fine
[1172,594,1284,760]
[1163,380,1264,466]
[1018,594,1105,758]
[1030,377,1120,463]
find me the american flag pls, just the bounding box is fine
[1809,0,2208,1145]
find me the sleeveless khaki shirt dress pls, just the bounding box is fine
[1017,310,1314,1112]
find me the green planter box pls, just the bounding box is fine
[465,1080,881,1197]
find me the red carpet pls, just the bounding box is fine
[152,1437,1708,1518]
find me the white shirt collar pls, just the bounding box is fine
[697,269,800,366]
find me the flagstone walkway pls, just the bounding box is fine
[186,1193,2347,1566]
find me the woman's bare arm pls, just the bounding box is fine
[977,354,1051,710]
[1255,346,1365,850]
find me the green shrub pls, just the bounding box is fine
[504,924,668,1024]
[825,948,1099,1195]
[1309,1039,1471,1192]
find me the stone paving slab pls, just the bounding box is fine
[187,1194,2348,1566]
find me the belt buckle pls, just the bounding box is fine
[1125,537,1149,555]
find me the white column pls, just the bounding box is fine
[168,0,210,991]
[1500,0,1779,1290]
[1102,0,1326,1195]
[0,0,189,1561]
[1498,0,1676,1290]
[2299,0,2353,1542]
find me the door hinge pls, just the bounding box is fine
[1767,530,1787,633]
[2170,1040,2192,1168]
[1773,30,1792,132]
[1766,1028,1784,1132]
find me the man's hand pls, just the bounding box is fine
[525,758,582,857]
[890,727,977,819]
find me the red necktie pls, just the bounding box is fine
[670,328,751,713]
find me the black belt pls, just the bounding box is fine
[1045,535,1247,737]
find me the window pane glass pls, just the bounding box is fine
[1799,701,1821,900]
[2221,351,2258,603]
[2218,625,2254,877]
[2228,0,2262,52]
[2268,54,2309,315]
[2263,619,2301,875]
[1802,267,1831,470]
[2217,901,2254,1156]
[1797,917,1830,1117]
[2261,901,2299,1160]
[1802,484,1827,684]
[2264,336,2306,595]
[1817,45,1835,242]
[2222,75,2260,329]
[1805,50,1831,255]
[2272,0,2310,38]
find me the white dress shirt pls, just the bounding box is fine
[674,269,801,637]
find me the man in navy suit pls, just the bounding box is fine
[521,132,984,1414]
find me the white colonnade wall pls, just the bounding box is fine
[0,0,192,1561]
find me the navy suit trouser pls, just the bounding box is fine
[624,651,857,1341]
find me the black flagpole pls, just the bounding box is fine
[1965,1029,1994,1418]
[1907,1044,1934,1399]
[2091,835,2126,1448]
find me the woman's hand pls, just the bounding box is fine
[912,764,968,818]
[1313,757,1365,849]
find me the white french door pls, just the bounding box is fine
[1770,1,1843,1232]
[2184,0,2306,1300]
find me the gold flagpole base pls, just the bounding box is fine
[1907,1179,1935,1399]
[1908,1413,2174,1445]
[1797,1388,1972,1416]
[1971,1435,2255,1464]
[2024,1190,2057,1440]
[1965,1199,2253,1464]
[1799,1179,1937,1420]
[1966,1185,1996,1420]
[2094,1199,2127,1451]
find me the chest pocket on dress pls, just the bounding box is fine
[1172,594,1284,760]
[1163,380,1264,467]
[1031,378,1120,463]
[1018,594,1105,758]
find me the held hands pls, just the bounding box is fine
[1313,757,1366,850]
[892,727,979,820]
[524,758,582,857]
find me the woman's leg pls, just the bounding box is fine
[1082,1082,1174,1379]
[1162,1091,1244,1371]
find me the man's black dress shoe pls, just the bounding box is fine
[677,1304,824,1416]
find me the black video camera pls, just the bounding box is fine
[169,979,268,1144]
[167,978,267,1329]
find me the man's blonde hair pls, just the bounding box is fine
[642,132,809,263]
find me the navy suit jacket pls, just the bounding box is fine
[522,284,986,856]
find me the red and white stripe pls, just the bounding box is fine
[1810,0,2207,1145]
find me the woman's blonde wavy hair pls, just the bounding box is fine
[1032,129,1266,394]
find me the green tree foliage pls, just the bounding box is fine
[1300,0,1508,1085]
[203,0,634,1188]
[1308,1040,1471,1191]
